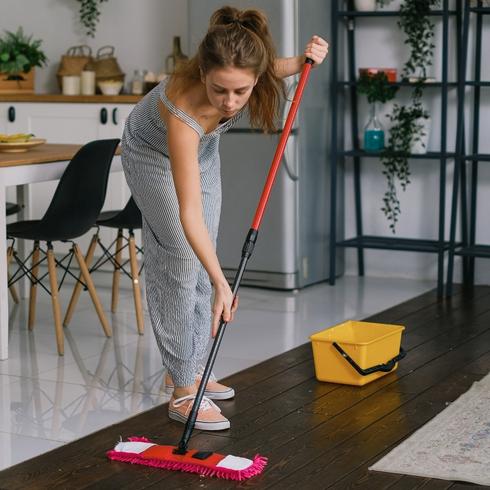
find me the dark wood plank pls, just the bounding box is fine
[146,301,490,488]
[229,318,490,487]
[449,484,490,489]
[268,370,485,489]
[2,287,467,489]
[268,336,490,488]
[1,286,489,490]
[329,351,490,490]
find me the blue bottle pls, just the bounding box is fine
[363,103,385,152]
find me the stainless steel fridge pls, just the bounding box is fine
[188,0,344,289]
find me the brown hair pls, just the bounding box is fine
[171,6,285,132]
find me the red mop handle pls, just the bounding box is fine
[175,58,315,455]
[251,58,314,231]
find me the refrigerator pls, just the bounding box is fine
[188,0,344,289]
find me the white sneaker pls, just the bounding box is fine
[168,394,230,431]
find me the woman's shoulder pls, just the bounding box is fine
[159,79,207,138]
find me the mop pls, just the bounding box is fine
[107,58,314,481]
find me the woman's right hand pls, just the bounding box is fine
[212,281,239,337]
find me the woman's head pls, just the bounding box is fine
[174,6,285,132]
[199,7,269,78]
[201,65,257,119]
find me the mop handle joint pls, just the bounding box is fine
[241,228,259,258]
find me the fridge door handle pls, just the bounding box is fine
[282,79,299,182]
[283,135,299,181]
[282,79,299,125]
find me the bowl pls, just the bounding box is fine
[97,80,124,95]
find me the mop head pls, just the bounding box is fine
[107,436,267,481]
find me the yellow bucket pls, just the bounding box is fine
[310,320,405,386]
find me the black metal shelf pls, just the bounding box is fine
[338,81,458,88]
[329,0,459,298]
[447,2,489,295]
[338,10,458,17]
[465,81,490,87]
[470,7,490,14]
[342,150,457,160]
[454,245,490,259]
[338,236,453,253]
[464,154,490,162]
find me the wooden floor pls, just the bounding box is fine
[1,285,490,489]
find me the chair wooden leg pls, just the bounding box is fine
[64,233,98,327]
[111,230,123,313]
[128,232,144,335]
[46,244,64,356]
[73,243,112,338]
[6,246,19,304]
[28,241,41,330]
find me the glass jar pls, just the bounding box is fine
[131,69,146,95]
[363,103,385,152]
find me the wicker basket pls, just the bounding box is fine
[56,45,93,89]
[86,46,125,91]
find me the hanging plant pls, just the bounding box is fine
[380,0,439,232]
[382,100,428,229]
[76,0,109,38]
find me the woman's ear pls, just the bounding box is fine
[200,68,205,84]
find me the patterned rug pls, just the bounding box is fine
[370,372,490,486]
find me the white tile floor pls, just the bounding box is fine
[0,274,433,470]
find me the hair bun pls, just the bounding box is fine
[209,6,241,27]
[210,6,269,36]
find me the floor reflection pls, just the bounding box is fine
[0,275,432,469]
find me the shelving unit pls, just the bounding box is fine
[447,2,490,294]
[328,0,461,297]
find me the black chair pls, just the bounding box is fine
[64,196,145,335]
[6,202,22,216]
[7,139,120,355]
[6,202,22,304]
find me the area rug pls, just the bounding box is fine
[369,372,490,486]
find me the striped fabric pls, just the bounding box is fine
[121,80,242,387]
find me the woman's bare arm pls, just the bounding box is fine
[275,35,329,78]
[165,112,237,334]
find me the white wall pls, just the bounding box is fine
[0,0,189,93]
[343,2,490,285]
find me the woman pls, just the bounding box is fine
[121,6,328,431]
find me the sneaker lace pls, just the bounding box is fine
[172,394,221,416]
[197,364,217,382]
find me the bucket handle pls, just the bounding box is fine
[332,342,406,376]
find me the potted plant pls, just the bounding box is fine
[380,0,439,232]
[76,0,109,38]
[0,27,47,93]
[357,71,399,151]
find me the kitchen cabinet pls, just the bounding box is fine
[0,100,137,259]
[3,103,131,141]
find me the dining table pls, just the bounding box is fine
[0,143,122,360]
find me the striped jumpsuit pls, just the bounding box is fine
[121,80,241,387]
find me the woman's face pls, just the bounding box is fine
[202,66,257,117]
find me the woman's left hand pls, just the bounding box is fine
[304,35,329,67]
